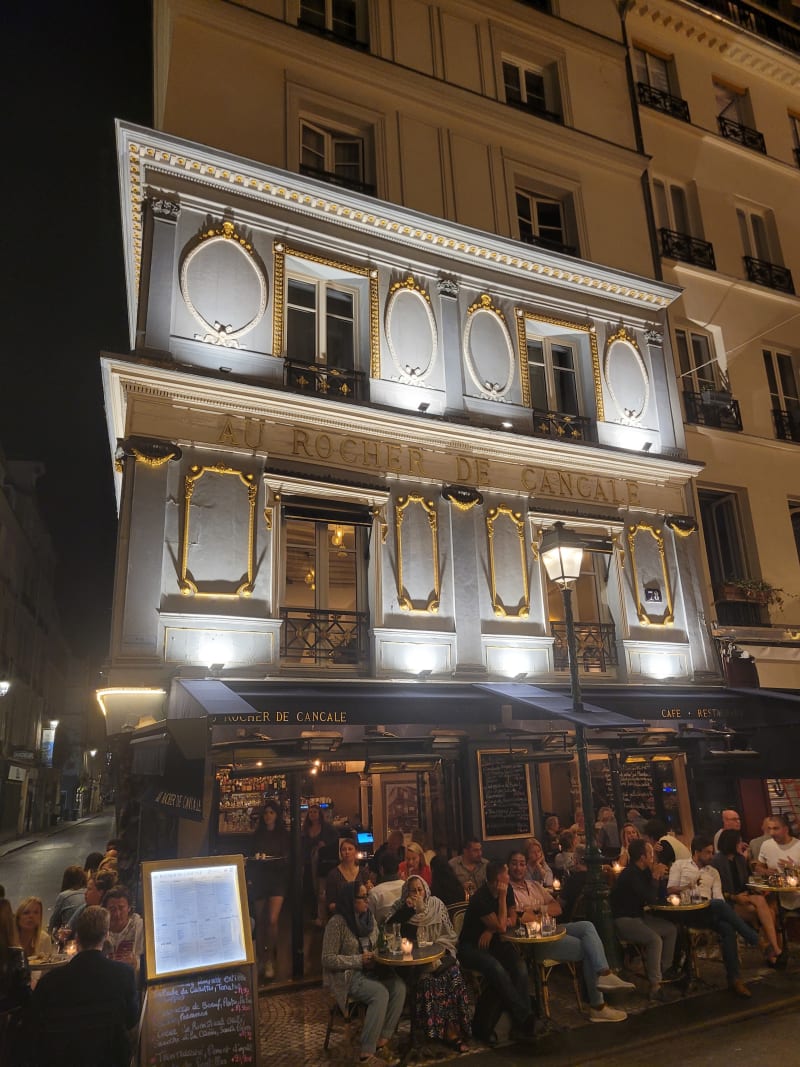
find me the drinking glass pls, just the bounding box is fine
[390,924,401,953]
[416,925,432,948]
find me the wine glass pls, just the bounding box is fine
[515,907,525,935]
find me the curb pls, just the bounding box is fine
[0,812,109,858]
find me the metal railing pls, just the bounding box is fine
[506,96,563,125]
[717,115,766,153]
[683,389,743,431]
[695,0,800,58]
[772,407,800,443]
[284,359,366,402]
[531,409,593,442]
[298,163,375,195]
[659,228,716,270]
[280,608,370,667]
[636,83,691,123]
[743,256,795,294]
[520,232,577,257]
[551,622,618,673]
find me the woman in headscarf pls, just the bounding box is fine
[322,882,405,1067]
[387,875,471,1053]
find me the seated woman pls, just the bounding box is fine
[48,865,88,936]
[524,838,554,887]
[617,823,641,870]
[15,898,52,961]
[322,882,405,1067]
[711,829,783,965]
[398,842,432,886]
[387,876,471,1053]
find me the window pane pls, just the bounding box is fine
[287,279,317,362]
[653,180,669,231]
[326,523,357,611]
[527,341,548,410]
[551,344,578,415]
[300,0,326,30]
[503,63,522,104]
[523,70,546,111]
[736,209,752,258]
[284,518,317,608]
[751,214,771,262]
[690,333,715,391]
[675,330,692,379]
[326,288,354,368]
[670,185,689,235]
[763,351,779,400]
[633,48,648,85]
[301,124,326,170]
[333,138,363,181]
[649,54,671,94]
[332,0,357,39]
[777,353,799,403]
[288,278,316,310]
[516,192,534,242]
[714,81,737,118]
[535,199,564,245]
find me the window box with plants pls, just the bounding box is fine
[714,578,786,608]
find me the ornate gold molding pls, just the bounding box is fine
[487,505,530,618]
[272,241,380,378]
[388,275,431,302]
[515,310,603,421]
[443,485,484,511]
[179,464,258,597]
[263,506,273,531]
[627,522,674,626]
[666,515,697,538]
[395,494,440,613]
[131,445,181,469]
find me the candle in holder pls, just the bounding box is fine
[667,894,681,906]
[787,874,798,887]
[400,938,413,956]
[612,862,622,874]
[526,921,541,937]
[552,879,561,892]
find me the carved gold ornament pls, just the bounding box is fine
[179,220,268,348]
[487,505,530,618]
[395,494,440,613]
[179,464,258,597]
[515,309,603,420]
[627,522,674,626]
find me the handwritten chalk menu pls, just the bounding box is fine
[140,967,256,1067]
[477,749,534,840]
[142,855,254,981]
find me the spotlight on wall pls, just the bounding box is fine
[514,671,528,681]
[501,421,513,429]
[641,441,652,452]
[0,680,11,698]
[418,402,430,413]
[418,668,433,679]
[210,663,225,678]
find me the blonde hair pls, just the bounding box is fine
[404,841,425,868]
[15,896,43,953]
[525,837,544,859]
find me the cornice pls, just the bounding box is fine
[101,352,702,487]
[117,121,679,349]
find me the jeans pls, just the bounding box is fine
[349,969,406,1056]
[537,920,608,1008]
[693,899,759,981]
[458,938,533,1024]
[614,915,677,985]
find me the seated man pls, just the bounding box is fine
[508,850,630,1022]
[449,837,489,896]
[30,905,140,1066]
[367,852,405,924]
[610,839,679,999]
[668,835,761,997]
[103,886,145,976]
[457,862,538,1041]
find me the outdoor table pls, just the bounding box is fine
[747,880,799,950]
[375,944,445,1063]
[646,900,710,991]
[501,926,567,1026]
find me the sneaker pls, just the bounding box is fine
[596,972,636,992]
[662,965,684,982]
[263,958,275,979]
[375,1048,400,1067]
[648,984,666,1002]
[589,1004,627,1023]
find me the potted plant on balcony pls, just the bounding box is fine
[715,577,786,608]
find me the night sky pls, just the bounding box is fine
[3,2,152,657]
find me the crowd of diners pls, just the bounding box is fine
[0,840,142,1065]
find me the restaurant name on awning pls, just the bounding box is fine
[212,710,348,725]
[661,707,722,719]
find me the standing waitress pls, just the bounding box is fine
[251,798,290,981]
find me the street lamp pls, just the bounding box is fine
[539,521,621,967]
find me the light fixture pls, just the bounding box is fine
[89,749,98,758]
[0,679,10,698]
[642,441,652,452]
[418,668,433,679]
[539,521,585,586]
[50,720,60,730]
[364,755,442,774]
[418,402,430,413]
[210,663,225,678]
[501,420,513,429]
[304,566,316,588]
[514,671,528,682]
[330,525,345,548]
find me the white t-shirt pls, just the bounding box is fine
[668,859,723,900]
[758,838,800,909]
[367,879,404,924]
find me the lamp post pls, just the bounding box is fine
[539,521,621,968]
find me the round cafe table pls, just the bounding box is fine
[375,944,445,1063]
[646,900,710,991]
[501,927,566,1026]
[747,881,799,952]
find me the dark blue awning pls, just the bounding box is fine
[475,683,644,728]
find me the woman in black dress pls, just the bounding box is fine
[251,798,290,980]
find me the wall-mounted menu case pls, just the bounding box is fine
[216,768,287,835]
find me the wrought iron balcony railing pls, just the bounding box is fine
[683,389,743,431]
[743,256,795,294]
[531,409,592,442]
[506,96,563,125]
[298,163,375,195]
[551,621,618,674]
[717,115,766,153]
[280,607,370,667]
[659,228,716,270]
[697,0,800,58]
[284,358,365,401]
[772,407,800,443]
[520,232,577,257]
[636,83,691,123]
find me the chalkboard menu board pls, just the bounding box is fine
[140,967,257,1067]
[477,749,534,840]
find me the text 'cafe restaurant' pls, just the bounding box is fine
[127,678,800,875]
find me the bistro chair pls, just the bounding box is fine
[323,998,364,1053]
[532,954,582,1021]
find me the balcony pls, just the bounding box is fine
[636,83,691,123]
[772,407,800,443]
[520,232,577,257]
[280,607,370,668]
[717,115,766,153]
[743,256,795,294]
[683,389,743,431]
[298,163,375,196]
[284,359,366,402]
[531,409,592,442]
[697,0,800,58]
[659,228,716,270]
[506,96,562,125]
[551,621,618,673]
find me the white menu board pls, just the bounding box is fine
[142,855,253,981]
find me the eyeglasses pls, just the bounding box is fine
[355,893,368,900]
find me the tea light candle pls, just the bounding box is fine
[401,938,413,955]
[668,894,681,906]
[527,921,541,936]
[552,879,561,891]
[612,862,622,874]
[787,875,798,887]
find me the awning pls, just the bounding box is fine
[476,683,643,728]
[133,720,206,821]
[579,685,800,728]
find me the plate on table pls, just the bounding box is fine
[28,956,47,966]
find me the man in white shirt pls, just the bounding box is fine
[367,852,405,924]
[668,836,760,997]
[757,814,800,910]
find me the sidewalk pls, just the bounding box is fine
[257,941,800,1066]
[0,811,110,858]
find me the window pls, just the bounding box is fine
[737,207,793,292]
[527,338,579,416]
[299,0,368,47]
[286,277,356,369]
[281,505,370,666]
[516,190,574,255]
[698,488,764,625]
[790,502,800,567]
[714,80,765,151]
[674,328,720,394]
[634,47,677,95]
[502,61,560,122]
[790,112,800,166]
[763,349,800,441]
[300,120,372,193]
[653,179,714,267]
[546,550,618,673]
